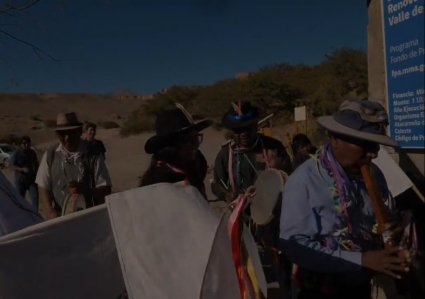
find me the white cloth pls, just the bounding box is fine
[0,204,125,299]
[106,182,241,299]
[35,144,111,190]
[374,147,413,197]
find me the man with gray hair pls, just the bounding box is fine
[35,112,111,220]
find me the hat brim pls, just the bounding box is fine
[250,169,287,225]
[316,116,398,147]
[145,119,212,154]
[54,124,83,131]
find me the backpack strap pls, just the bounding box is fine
[44,143,61,213]
[79,149,98,207]
[46,143,59,169]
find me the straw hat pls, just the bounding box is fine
[54,112,83,131]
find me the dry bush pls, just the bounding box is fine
[43,119,56,128]
[0,134,21,145]
[120,112,155,137]
[98,121,120,129]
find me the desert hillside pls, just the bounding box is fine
[0,93,143,144]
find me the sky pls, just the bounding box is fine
[0,0,369,95]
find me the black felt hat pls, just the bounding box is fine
[144,105,212,154]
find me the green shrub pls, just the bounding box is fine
[120,112,155,137]
[122,47,367,136]
[98,121,120,129]
[43,119,56,128]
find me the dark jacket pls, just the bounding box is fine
[140,150,208,199]
[212,134,291,201]
[80,139,106,158]
[11,148,39,184]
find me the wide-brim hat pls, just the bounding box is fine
[222,101,260,131]
[144,105,212,154]
[316,99,397,147]
[54,112,83,131]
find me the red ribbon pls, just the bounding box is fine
[228,194,257,299]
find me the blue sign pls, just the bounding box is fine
[382,0,425,148]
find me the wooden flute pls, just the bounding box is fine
[360,162,393,248]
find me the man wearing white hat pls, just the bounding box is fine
[35,112,111,220]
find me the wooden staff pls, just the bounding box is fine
[360,162,392,248]
[361,162,419,299]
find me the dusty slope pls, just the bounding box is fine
[0,93,143,143]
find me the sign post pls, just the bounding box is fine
[381,0,425,148]
[294,106,307,134]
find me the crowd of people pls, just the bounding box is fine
[2,99,422,299]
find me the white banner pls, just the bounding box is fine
[106,183,240,299]
[0,181,262,299]
[0,205,125,299]
[374,147,413,197]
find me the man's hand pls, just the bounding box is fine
[42,208,58,220]
[362,247,411,279]
[38,186,58,220]
[245,186,256,198]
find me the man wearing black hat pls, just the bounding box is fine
[279,99,411,299]
[140,104,212,199]
[212,101,292,202]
